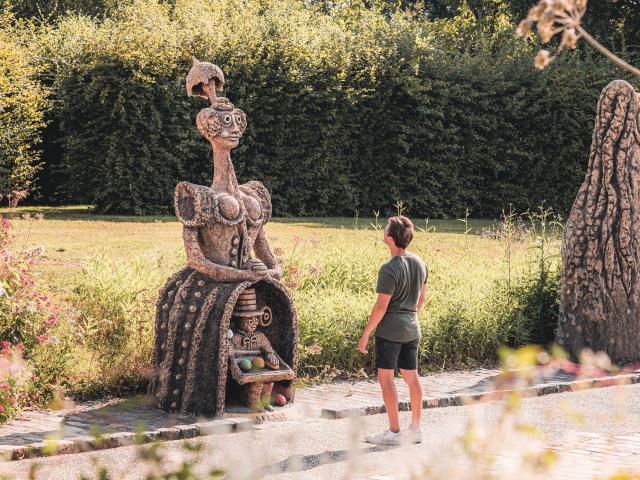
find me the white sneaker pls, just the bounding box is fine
[400,427,422,444]
[364,429,402,445]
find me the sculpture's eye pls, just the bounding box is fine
[222,114,232,126]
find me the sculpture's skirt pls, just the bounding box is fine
[148,267,297,416]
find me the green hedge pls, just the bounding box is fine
[28,0,634,216]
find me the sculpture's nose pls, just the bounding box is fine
[230,117,241,134]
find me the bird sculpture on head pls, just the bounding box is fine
[186,56,226,107]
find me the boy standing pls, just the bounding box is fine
[358,216,428,445]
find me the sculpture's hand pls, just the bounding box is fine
[266,352,279,367]
[245,269,270,282]
[265,268,282,280]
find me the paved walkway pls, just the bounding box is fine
[0,367,637,460]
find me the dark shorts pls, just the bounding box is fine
[375,337,419,370]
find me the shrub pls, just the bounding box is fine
[0,215,71,420]
[31,0,626,217]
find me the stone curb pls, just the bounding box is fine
[0,416,255,462]
[320,372,640,419]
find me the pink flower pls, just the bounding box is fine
[45,314,57,327]
[0,349,10,356]
[0,384,10,391]
[0,341,10,348]
[15,343,23,351]
[36,334,49,344]
[31,374,36,381]
[0,405,6,413]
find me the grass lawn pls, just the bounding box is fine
[0,205,562,396]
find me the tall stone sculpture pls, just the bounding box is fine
[148,59,297,415]
[557,80,640,364]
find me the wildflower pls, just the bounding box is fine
[0,383,10,391]
[561,28,577,49]
[0,349,10,356]
[21,213,31,221]
[0,405,6,414]
[15,343,23,351]
[517,18,534,37]
[535,50,552,70]
[0,341,10,348]
[36,334,49,344]
[34,213,44,221]
[45,314,58,327]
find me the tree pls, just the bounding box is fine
[0,14,49,204]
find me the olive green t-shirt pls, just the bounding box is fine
[375,251,428,342]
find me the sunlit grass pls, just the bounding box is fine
[1,206,561,395]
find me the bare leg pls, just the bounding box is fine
[378,368,399,433]
[400,369,422,429]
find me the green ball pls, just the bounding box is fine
[238,359,252,372]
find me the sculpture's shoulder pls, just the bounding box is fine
[239,181,272,224]
[174,181,216,228]
[255,330,272,346]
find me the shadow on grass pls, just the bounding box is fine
[1,205,496,233]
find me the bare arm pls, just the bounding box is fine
[358,293,392,354]
[183,227,265,282]
[417,283,427,312]
[253,228,282,279]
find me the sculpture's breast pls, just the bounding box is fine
[217,194,241,221]
[239,181,272,227]
[242,193,262,222]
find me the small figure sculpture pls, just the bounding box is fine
[149,59,297,416]
[226,288,293,410]
[230,290,279,367]
[558,80,640,363]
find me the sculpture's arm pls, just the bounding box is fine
[253,228,282,279]
[183,227,266,282]
[257,332,279,366]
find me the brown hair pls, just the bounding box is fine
[385,216,414,249]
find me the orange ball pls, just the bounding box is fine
[274,393,287,406]
[252,356,265,370]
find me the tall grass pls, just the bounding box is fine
[64,252,181,398]
[12,211,562,396]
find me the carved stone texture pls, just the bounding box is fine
[558,80,640,364]
[148,60,298,416]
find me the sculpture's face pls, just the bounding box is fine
[238,315,259,334]
[196,106,247,149]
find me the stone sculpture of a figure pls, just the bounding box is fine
[149,58,297,416]
[558,80,640,364]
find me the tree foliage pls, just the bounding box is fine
[7,0,637,216]
[0,13,49,202]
